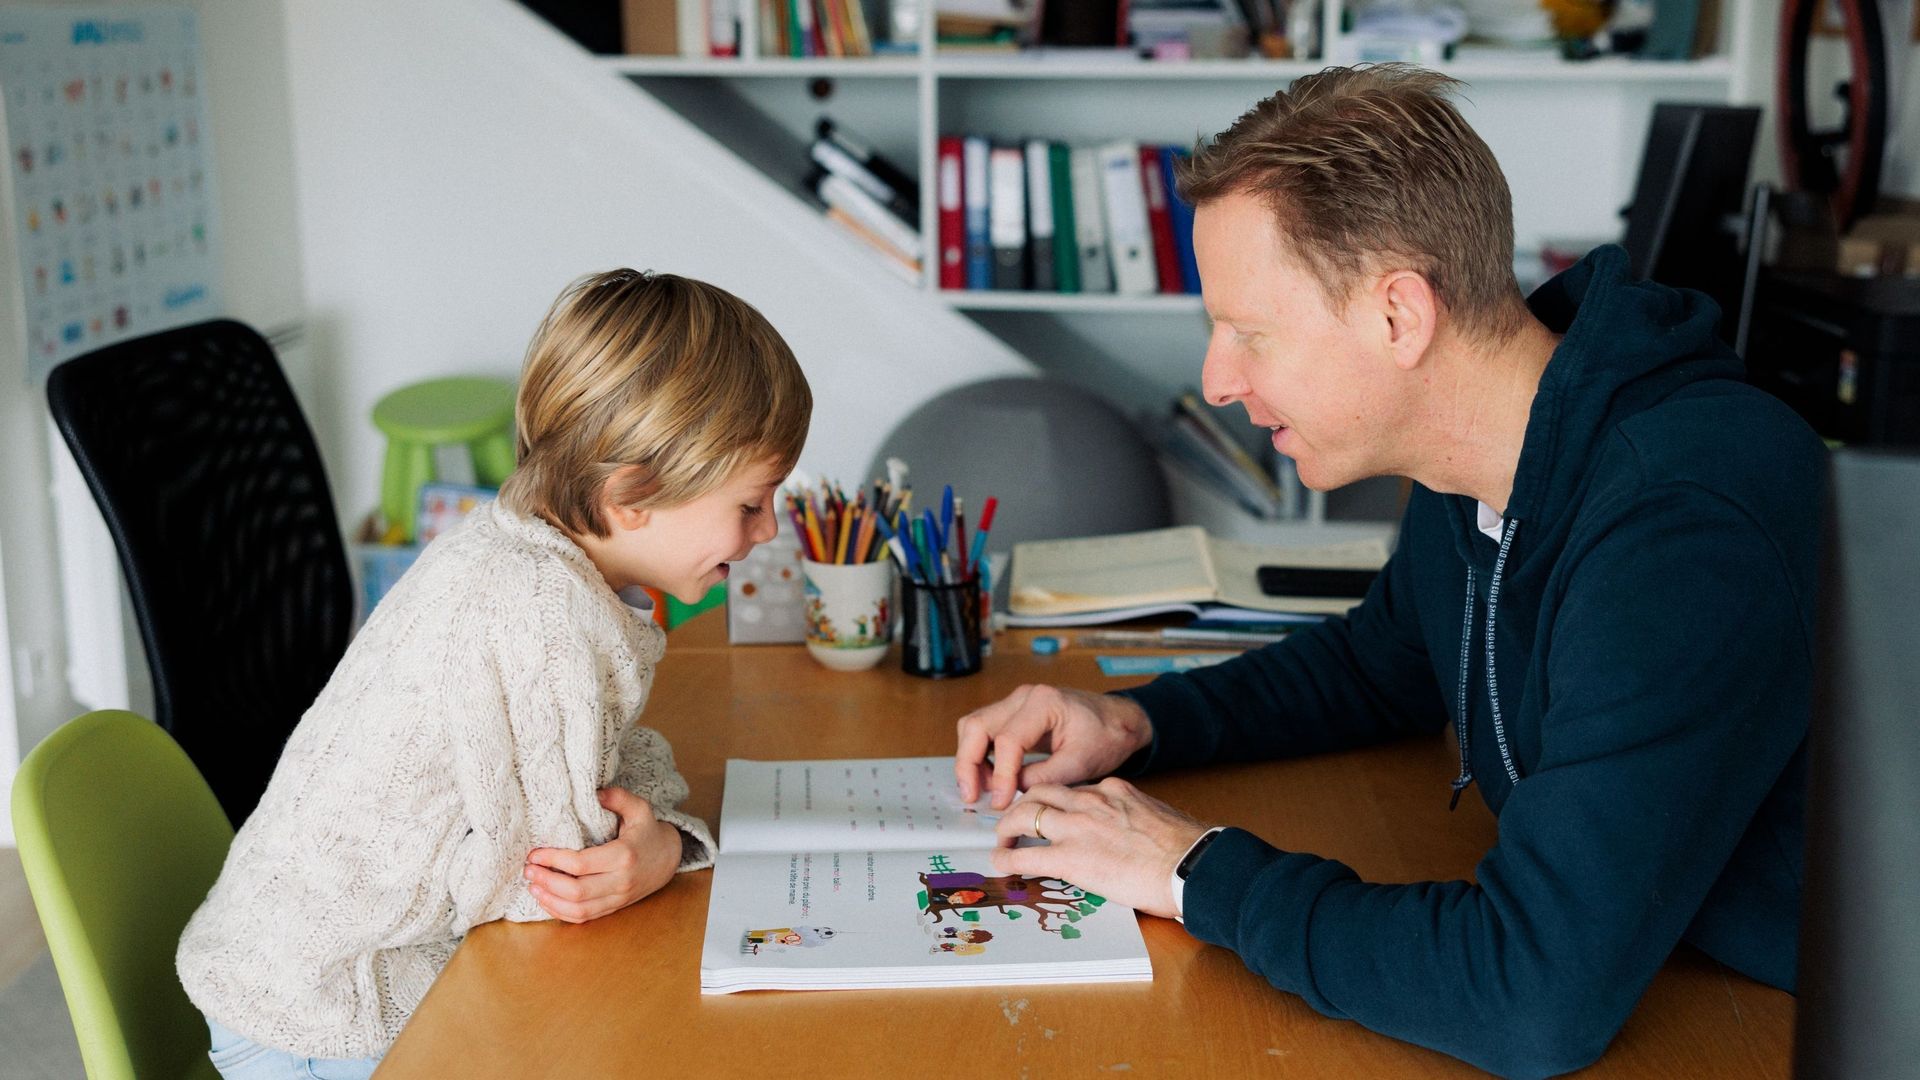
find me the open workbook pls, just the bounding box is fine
[1007,525,1393,625]
[699,757,1153,994]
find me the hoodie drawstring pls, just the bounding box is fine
[1450,517,1522,810]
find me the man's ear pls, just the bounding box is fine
[1379,270,1438,372]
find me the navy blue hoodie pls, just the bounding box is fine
[1119,246,1824,1078]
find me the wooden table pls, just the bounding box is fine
[376,610,1792,1078]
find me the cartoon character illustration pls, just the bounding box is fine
[741,925,838,954]
[919,872,1101,933]
[930,927,993,955]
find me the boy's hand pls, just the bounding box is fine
[523,787,682,923]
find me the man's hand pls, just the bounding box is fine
[954,684,1154,810]
[990,779,1209,920]
[523,787,683,924]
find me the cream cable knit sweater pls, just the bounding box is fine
[176,501,715,1059]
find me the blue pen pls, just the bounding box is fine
[939,485,955,558]
[899,518,926,582]
[919,510,945,583]
[871,511,908,572]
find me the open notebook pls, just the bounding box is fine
[699,757,1152,994]
[1007,525,1392,625]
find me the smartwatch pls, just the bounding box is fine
[1170,827,1225,923]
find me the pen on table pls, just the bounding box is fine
[940,485,955,560]
[953,498,968,579]
[965,496,998,573]
[919,509,944,583]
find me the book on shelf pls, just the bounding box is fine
[1069,146,1114,292]
[814,171,923,260]
[1173,390,1292,514]
[1160,148,1203,293]
[700,756,1153,993]
[1097,140,1160,295]
[1047,142,1082,293]
[621,0,733,57]
[933,134,1203,297]
[1007,525,1392,624]
[987,144,1029,289]
[1161,413,1290,520]
[937,136,966,289]
[750,0,903,58]
[935,0,1042,49]
[825,207,922,282]
[963,135,993,288]
[1023,140,1057,292]
[811,120,919,224]
[1138,144,1183,295]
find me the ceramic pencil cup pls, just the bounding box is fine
[801,559,895,671]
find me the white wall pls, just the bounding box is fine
[279,0,1035,529]
[0,0,309,843]
[1873,0,1917,198]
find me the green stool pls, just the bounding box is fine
[372,376,517,542]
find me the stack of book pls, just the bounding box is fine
[759,0,913,57]
[1159,391,1306,520]
[807,119,923,284]
[938,136,1202,296]
[620,0,743,57]
[620,0,917,60]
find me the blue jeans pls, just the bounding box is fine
[206,1017,381,1080]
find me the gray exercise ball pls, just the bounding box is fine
[865,377,1171,567]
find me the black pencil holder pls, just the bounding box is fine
[900,573,983,678]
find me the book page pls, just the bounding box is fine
[1208,536,1393,613]
[700,848,1151,993]
[1008,526,1218,616]
[720,758,1004,855]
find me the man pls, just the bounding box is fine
[953,65,1821,1078]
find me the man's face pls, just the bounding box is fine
[1194,191,1403,491]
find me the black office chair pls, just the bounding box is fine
[45,319,353,826]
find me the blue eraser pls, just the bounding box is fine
[1030,636,1061,655]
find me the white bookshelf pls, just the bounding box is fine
[607,0,1753,527]
[941,290,1206,313]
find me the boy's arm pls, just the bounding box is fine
[1117,489,1449,774]
[610,722,716,871]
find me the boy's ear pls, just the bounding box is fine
[605,502,651,531]
[600,465,656,531]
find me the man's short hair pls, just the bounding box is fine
[1180,64,1525,341]
[499,269,812,538]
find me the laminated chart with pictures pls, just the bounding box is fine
[702,757,1152,993]
[1,8,220,380]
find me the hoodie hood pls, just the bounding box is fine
[1495,243,1744,537]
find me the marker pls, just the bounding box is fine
[965,496,998,573]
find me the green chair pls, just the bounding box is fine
[372,376,517,542]
[10,710,234,1080]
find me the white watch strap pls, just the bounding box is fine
[1170,827,1225,924]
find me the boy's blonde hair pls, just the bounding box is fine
[499,270,812,538]
[1179,64,1526,341]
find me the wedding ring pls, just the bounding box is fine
[1033,804,1048,841]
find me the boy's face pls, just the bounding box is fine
[592,458,785,603]
[1193,191,1414,492]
